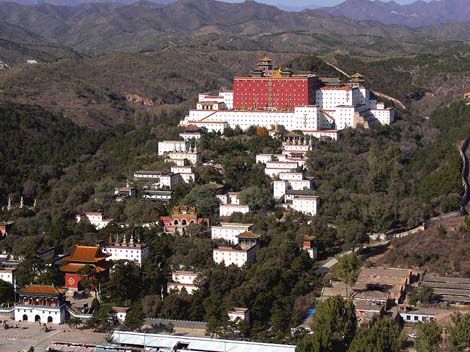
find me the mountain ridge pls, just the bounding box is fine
[319,0,470,27]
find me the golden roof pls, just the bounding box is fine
[351,72,364,79]
[62,245,110,264]
[19,284,65,296]
[272,68,283,78]
[259,56,272,62]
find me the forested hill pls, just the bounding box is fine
[0,103,104,205]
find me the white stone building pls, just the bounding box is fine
[143,190,173,202]
[273,178,313,200]
[179,128,204,141]
[76,212,113,230]
[228,307,250,322]
[102,235,149,266]
[165,151,201,166]
[134,171,183,190]
[113,307,130,323]
[158,141,190,156]
[211,223,253,244]
[170,166,195,183]
[182,106,326,132]
[220,204,250,217]
[213,243,259,267]
[15,285,66,324]
[256,154,287,164]
[290,194,319,216]
[181,82,393,135]
[216,192,241,205]
[199,91,234,110]
[265,161,300,177]
[0,267,15,285]
[167,270,200,294]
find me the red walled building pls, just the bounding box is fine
[60,245,110,291]
[232,57,321,110]
[234,76,316,110]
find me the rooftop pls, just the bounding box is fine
[63,245,110,264]
[237,231,261,239]
[111,332,296,352]
[19,284,65,296]
[286,189,316,196]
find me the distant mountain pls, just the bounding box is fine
[0,21,80,64]
[0,0,173,5]
[319,0,470,27]
[0,0,426,55]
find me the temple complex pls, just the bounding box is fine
[14,284,66,324]
[160,205,209,233]
[60,245,110,292]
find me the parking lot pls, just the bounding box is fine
[0,317,107,352]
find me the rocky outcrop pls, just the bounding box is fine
[125,94,155,106]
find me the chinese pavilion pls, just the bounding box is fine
[160,205,209,234]
[14,284,66,324]
[60,245,110,291]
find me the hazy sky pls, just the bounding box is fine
[226,0,430,10]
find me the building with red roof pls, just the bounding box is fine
[60,245,110,292]
[14,284,66,324]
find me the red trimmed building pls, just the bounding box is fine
[160,205,209,234]
[233,57,321,111]
[14,284,66,324]
[60,245,110,291]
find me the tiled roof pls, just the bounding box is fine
[63,245,110,263]
[60,263,107,273]
[19,284,64,296]
[237,231,261,239]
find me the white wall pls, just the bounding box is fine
[291,196,319,216]
[158,141,189,156]
[211,224,252,244]
[220,205,250,217]
[15,306,65,324]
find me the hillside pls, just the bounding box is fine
[377,216,470,277]
[331,46,470,115]
[0,0,456,56]
[0,103,104,204]
[0,48,300,127]
[320,0,470,28]
[0,22,80,65]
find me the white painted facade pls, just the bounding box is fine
[168,270,200,294]
[291,195,319,216]
[279,172,304,181]
[199,91,234,110]
[213,244,259,267]
[0,268,14,284]
[273,179,313,200]
[15,305,65,324]
[102,242,149,266]
[220,204,250,217]
[134,171,183,190]
[182,84,392,135]
[182,106,323,132]
[256,154,287,164]
[158,141,190,156]
[228,308,250,322]
[113,307,129,323]
[166,151,201,165]
[211,223,253,244]
[179,131,203,141]
[76,212,112,230]
[170,166,193,174]
[400,311,436,324]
